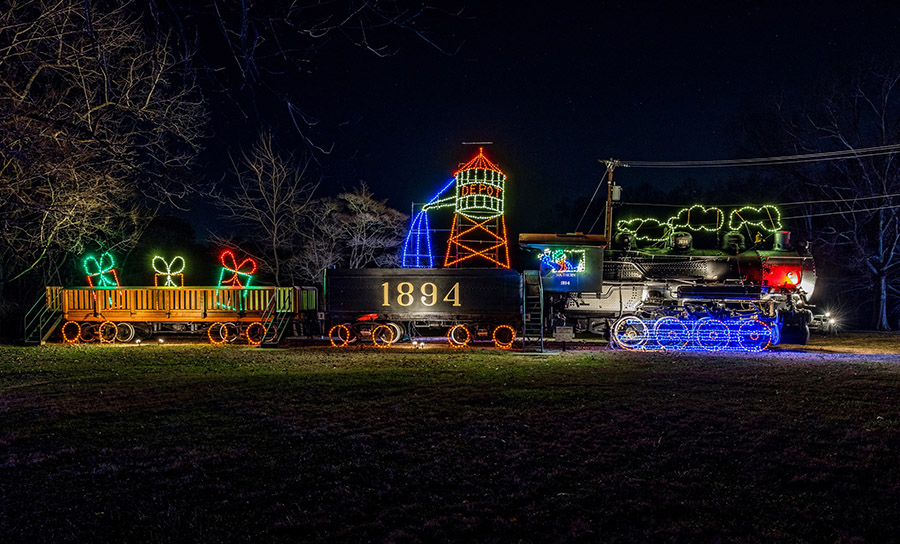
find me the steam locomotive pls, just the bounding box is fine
[519,208,816,351]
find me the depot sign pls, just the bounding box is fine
[460,183,502,199]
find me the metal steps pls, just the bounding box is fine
[23,287,63,345]
[522,270,544,352]
[259,287,294,347]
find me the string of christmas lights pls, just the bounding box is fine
[669,205,725,232]
[402,177,456,268]
[539,249,586,274]
[153,255,186,287]
[612,316,775,352]
[616,204,784,241]
[84,252,120,288]
[218,250,257,287]
[728,205,782,232]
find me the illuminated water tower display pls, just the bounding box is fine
[402,148,510,268]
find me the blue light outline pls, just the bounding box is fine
[612,316,776,352]
[402,177,456,268]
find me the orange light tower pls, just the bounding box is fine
[443,149,510,268]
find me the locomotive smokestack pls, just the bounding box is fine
[774,230,791,251]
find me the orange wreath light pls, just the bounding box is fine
[492,324,516,349]
[207,322,228,345]
[372,324,394,348]
[98,321,117,343]
[329,324,352,348]
[447,324,471,349]
[245,322,267,346]
[61,321,81,344]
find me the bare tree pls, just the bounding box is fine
[289,197,346,286]
[338,184,408,269]
[217,131,318,286]
[288,184,407,285]
[0,0,205,297]
[149,0,462,152]
[781,64,900,330]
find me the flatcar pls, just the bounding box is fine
[25,285,317,346]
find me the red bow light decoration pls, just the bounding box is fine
[218,250,257,288]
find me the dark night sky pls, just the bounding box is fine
[197,1,900,236]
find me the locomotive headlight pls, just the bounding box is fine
[829,318,836,324]
[825,311,831,317]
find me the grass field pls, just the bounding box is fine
[2,338,900,543]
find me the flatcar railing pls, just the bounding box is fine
[55,286,295,323]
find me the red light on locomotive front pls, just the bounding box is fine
[763,264,802,288]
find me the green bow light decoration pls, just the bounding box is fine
[153,255,186,287]
[84,252,120,288]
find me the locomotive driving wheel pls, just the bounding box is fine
[695,317,731,352]
[653,316,689,350]
[736,318,772,352]
[612,316,649,350]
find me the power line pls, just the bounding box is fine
[581,145,900,232]
[621,144,900,168]
[623,191,900,209]
[782,203,900,220]
[574,177,604,232]
[615,201,900,220]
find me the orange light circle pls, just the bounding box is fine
[447,324,470,348]
[207,322,227,345]
[492,324,516,349]
[245,322,267,346]
[61,321,81,343]
[329,324,352,348]
[372,324,394,348]
[98,321,117,343]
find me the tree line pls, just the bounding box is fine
[0,0,421,330]
[1,0,898,331]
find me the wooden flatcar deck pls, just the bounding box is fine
[52,286,302,323]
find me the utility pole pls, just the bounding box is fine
[600,159,624,242]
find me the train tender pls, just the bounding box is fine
[324,268,522,348]
[520,206,817,352]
